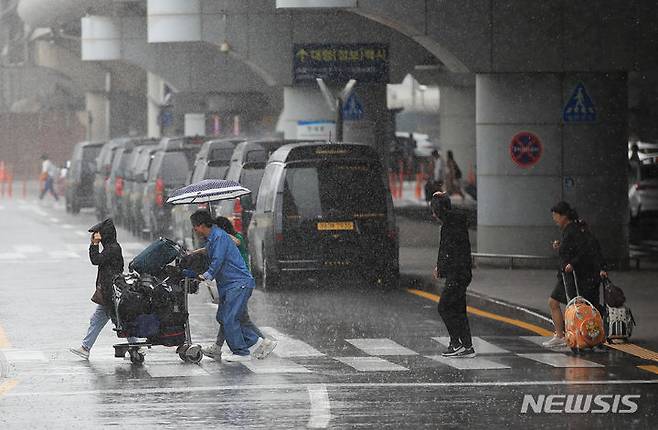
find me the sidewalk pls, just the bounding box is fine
[400,245,658,353]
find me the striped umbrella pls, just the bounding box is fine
[166,179,251,205]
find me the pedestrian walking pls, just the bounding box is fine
[70,218,138,359]
[431,191,475,358]
[543,201,608,348]
[39,154,59,201]
[424,150,444,202]
[188,210,275,362]
[204,216,275,361]
[445,150,465,199]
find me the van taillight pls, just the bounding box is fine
[155,177,164,207]
[115,177,124,197]
[232,199,243,233]
[276,233,284,242]
[387,229,398,241]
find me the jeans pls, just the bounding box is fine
[216,303,264,346]
[82,305,137,351]
[437,279,472,349]
[39,176,58,201]
[218,285,260,355]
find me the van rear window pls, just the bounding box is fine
[282,162,386,220]
[161,151,196,184]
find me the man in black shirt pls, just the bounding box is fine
[431,192,475,358]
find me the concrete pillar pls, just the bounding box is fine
[439,85,475,179]
[147,72,166,138]
[85,91,110,141]
[476,73,628,267]
[276,86,334,139]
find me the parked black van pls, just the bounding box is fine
[141,136,206,239]
[65,141,104,214]
[247,142,399,289]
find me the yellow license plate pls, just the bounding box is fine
[317,221,354,231]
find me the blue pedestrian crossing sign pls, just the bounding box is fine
[563,83,596,122]
[342,93,364,121]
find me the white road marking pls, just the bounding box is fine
[75,231,87,237]
[517,353,604,368]
[8,380,658,398]
[432,337,511,354]
[346,338,417,356]
[426,355,511,370]
[49,218,59,223]
[60,224,74,229]
[334,356,408,372]
[307,384,331,429]
[121,242,146,251]
[261,327,325,358]
[521,336,571,352]
[13,245,43,253]
[0,350,48,363]
[33,209,48,217]
[0,253,26,260]
[48,251,80,259]
[144,364,210,378]
[241,357,312,374]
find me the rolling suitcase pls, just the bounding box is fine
[562,271,605,353]
[602,278,636,343]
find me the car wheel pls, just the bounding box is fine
[262,257,279,291]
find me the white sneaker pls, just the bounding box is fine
[223,351,252,363]
[248,337,264,356]
[542,335,566,348]
[202,343,222,360]
[69,346,90,360]
[253,338,278,359]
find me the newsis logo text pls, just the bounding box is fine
[521,394,640,414]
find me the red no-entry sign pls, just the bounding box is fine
[510,131,543,168]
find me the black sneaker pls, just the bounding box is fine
[441,344,464,357]
[452,346,476,358]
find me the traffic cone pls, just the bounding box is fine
[6,168,12,198]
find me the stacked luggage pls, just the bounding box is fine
[110,237,208,364]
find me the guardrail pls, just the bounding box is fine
[471,252,557,269]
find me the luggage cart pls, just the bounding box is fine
[112,238,204,365]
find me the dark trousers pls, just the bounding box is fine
[437,279,472,348]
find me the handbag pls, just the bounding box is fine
[603,278,626,308]
[91,286,105,305]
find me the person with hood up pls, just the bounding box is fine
[70,218,138,359]
[431,191,476,358]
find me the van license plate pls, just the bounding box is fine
[317,222,354,231]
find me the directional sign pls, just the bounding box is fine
[293,43,389,83]
[342,93,364,121]
[563,82,596,122]
[510,131,543,168]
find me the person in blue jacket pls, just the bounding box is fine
[189,210,262,362]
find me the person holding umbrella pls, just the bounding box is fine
[188,210,272,362]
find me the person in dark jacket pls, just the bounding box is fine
[70,218,137,359]
[543,201,608,348]
[431,192,475,358]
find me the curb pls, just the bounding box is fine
[401,273,554,333]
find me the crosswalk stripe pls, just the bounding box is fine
[0,350,48,363]
[346,338,417,356]
[261,327,325,358]
[517,353,604,368]
[426,355,511,370]
[432,337,511,354]
[334,356,408,372]
[0,253,26,260]
[241,357,312,374]
[48,251,80,259]
[13,245,43,253]
[521,335,570,352]
[144,363,210,378]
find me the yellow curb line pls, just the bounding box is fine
[406,288,554,337]
[637,365,658,375]
[0,379,18,397]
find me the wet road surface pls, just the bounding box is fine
[0,200,656,429]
